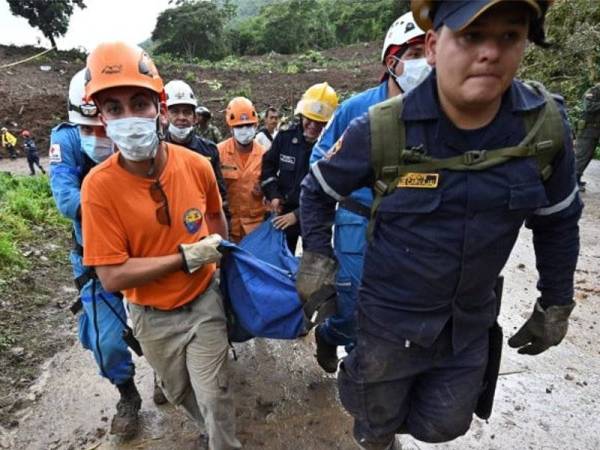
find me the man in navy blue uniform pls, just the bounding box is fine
[308,11,428,373]
[299,1,582,448]
[163,80,231,225]
[261,82,338,253]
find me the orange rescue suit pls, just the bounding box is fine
[218,137,267,242]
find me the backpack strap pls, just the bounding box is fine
[366,81,565,240]
[367,96,405,238]
[520,80,565,181]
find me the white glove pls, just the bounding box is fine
[179,234,223,274]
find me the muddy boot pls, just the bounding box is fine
[152,372,168,405]
[111,378,141,440]
[315,326,338,373]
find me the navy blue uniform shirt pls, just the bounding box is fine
[301,72,582,352]
[261,121,313,216]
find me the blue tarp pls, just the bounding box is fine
[220,220,304,341]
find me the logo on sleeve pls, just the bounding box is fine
[324,135,344,160]
[397,173,439,189]
[183,208,203,234]
[49,144,62,163]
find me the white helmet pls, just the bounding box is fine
[68,69,101,126]
[381,11,426,62]
[164,80,198,108]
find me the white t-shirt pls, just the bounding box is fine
[255,130,277,151]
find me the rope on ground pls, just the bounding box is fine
[0,47,55,70]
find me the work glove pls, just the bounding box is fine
[179,234,223,274]
[296,251,337,305]
[508,299,575,355]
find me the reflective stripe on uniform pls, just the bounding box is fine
[312,163,343,202]
[260,176,277,188]
[534,185,579,216]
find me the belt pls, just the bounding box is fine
[339,198,371,219]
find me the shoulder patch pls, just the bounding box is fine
[324,135,344,160]
[49,144,62,163]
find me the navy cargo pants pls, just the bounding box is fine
[338,321,488,448]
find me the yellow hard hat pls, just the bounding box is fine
[295,82,338,123]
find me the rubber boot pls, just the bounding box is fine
[315,325,339,373]
[110,378,141,440]
[153,372,168,405]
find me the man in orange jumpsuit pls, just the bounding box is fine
[218,97,267,242]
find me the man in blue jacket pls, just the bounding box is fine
[299,0,581,448]
[309,11,429,372]
[49,69,144,439]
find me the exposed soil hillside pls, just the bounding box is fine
[0,43,380,156]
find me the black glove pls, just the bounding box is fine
[296,251,336,305]
[508,300,575,355]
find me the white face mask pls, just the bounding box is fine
[233,125,256,146]
[393,58,431,94]
[79,131,114,163]
[168,123,194,142]
[105,116,159,161]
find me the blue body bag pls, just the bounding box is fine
[219,220,304,342]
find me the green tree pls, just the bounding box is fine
[7,0,86,49]
[520,0,600,120]
[152,0,236,61]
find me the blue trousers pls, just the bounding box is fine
[318,209,367,348]
[78,278,135,386]
[338,321,488,447]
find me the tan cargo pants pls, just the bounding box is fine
[129,280,241,450]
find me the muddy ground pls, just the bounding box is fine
[0,157,598,450]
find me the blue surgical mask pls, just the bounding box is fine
[105,116,159,161]
[79,131,114,163]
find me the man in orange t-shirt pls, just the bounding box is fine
[218,97,267,242]
[81,42,240,450]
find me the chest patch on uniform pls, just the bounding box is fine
[49,144,62,163]
[397,173,439,189]
[280,154,295,165]
[183,208,203,234]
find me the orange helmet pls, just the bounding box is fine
[225,97,258,127]
[21,130,31,138]
[84,41,164,101]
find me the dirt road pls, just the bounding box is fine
[2,162,599,450]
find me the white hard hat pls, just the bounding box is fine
[381,11,426,62]
[164,80,198,108]
[68,69,102,126]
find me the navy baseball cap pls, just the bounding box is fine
[413,0,542,32]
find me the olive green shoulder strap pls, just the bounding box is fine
[368,96,405,239]
[521,80,565,181]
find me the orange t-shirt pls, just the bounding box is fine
[81,143,222,310]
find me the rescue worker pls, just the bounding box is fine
[218,97,267,243]
[49,69,143,439]
[261,83,338,253]
[1,127,18,159]
[196,105,223,143]
[574,82,600,191]
[255,106,280,151]
[21,130,46,175]
[299,1,582,448]
[164,80,231,224]
[81,42,240,450]
[308,11,428,373]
